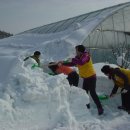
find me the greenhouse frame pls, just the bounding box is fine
[23,2,130,64]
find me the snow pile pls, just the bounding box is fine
[0,57,92,130]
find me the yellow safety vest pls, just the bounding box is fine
[114,68,130,87]
[77,58,96,78]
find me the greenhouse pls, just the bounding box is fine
[23,2,130,65]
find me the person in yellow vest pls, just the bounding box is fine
[101,65,130,114]
[59,45,103,115]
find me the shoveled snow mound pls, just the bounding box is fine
[0,56,17,83]
[0,58,91,130]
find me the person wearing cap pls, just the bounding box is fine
[24,51,41,68]
[48,62,79,87]
[101,65,130,114]
[59,45,104,115]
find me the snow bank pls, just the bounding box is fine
[0,56,17,83]
[0,57,91,130]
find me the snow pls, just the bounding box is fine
[0,25,130,130]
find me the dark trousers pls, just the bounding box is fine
[121,90,130,110]
[83,76,102,109]
[67,71,79,87]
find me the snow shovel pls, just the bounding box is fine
[98,94,109,100]
[31,64,39,69]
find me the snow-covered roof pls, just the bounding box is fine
[23,2,130,34]
[22,2,130,48]
[2,2,129,64]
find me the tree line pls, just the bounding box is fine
[0,30,13,39]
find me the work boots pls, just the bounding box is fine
[98,108,104,115]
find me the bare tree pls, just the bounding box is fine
[110,42,130,68]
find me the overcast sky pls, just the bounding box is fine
[0,0,129,34]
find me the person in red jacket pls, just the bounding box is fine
[48,62,79,87]
[59,45,103,115]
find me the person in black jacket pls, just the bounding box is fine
[101,65,130,114]
[24,51,41,67]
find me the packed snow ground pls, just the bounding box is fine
[0,33,130,130]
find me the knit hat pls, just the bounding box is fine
[34,51,41,56]
[101,65,111,74]
[75,45,85,53]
